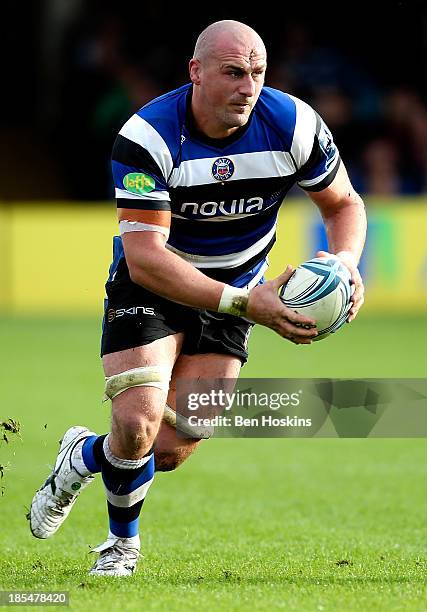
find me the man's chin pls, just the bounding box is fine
[225,112,250,128]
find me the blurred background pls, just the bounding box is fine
[0,0,426,315]
[2,0,427,200]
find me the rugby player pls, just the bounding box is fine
[29,20,366,576]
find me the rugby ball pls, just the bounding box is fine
[279,256,352,341]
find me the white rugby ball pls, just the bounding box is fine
[279,256,353,341]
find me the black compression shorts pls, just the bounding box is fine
[101,259,253,363]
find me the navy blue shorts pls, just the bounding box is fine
[101,259,253,363]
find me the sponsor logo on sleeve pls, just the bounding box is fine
[318,122,333,155]
[123,172,155,194]
[318,122,337,169]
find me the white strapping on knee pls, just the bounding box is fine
[163,404,213,440]
[103,366,171,401]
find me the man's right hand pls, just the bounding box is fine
[246,266,318,344]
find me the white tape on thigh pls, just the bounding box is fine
[103,366,171,401]
[163,404,213,439]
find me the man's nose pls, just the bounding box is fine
[238,74,256,98]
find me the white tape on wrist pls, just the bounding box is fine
[218,285,250,317]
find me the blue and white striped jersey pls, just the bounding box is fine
[111,83,340,288]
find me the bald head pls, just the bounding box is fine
[194,20,266,63]
[189,20,267,139]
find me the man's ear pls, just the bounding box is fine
[189,59,201,85]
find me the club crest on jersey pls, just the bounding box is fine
[212,158,234,181]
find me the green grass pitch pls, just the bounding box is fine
[0,315,426,611]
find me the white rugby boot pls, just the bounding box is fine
[29,426,96,539]
[89,537,141,577]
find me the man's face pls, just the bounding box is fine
[191,45,266,133]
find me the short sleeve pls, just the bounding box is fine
[111,113,173,211]
[289,95,341,192]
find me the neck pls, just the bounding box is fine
[190,92,240,140]
[193,110,239,139]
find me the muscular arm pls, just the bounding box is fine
[123,230,224,310]
[307,162,366,262]
[305,161,367,320]
[122,228,317,343]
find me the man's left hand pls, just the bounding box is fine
[316,250,364,322]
